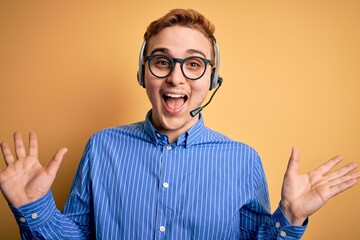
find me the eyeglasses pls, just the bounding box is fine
[145,54,213,80]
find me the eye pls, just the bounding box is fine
[189,61,200,67]
[157,60,171,66]
[152,56,172,68]
[184,57,204,70]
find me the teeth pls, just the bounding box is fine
[165,93,185,98]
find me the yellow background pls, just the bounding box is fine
[1,1,359,239]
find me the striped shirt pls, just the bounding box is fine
[11,112,306,239]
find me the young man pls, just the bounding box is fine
[1,9,359,239]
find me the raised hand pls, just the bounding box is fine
[0,132,67,208]
[280,147,360,226]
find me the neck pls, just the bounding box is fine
[149,111,200,144]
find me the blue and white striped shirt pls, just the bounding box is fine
[11,112,306,239]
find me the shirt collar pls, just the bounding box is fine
[144,110,206,148]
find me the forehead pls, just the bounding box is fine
[146,25,213,58]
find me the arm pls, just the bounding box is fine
[245,155,307,239]
[0,132,90,239]
[10,191,88,239]
[254,148,359,239]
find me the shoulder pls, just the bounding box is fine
[195,126,260,160]
[83,121,150,149]
[205,127,256,149]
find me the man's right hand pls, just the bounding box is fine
[0,132,67,208]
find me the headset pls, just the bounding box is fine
[137,37,222,91]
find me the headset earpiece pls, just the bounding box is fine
[137,41,147,88]
[209,38,221,90]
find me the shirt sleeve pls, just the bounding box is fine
[9,139,94,240]
[258,204,308,239]
[10,191,87,239]
[244,154,308,239]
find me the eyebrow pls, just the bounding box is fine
[150,48,207,58]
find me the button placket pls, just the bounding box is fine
[155,144,173,238]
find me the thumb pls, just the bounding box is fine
[285,147,300,174]
[46,147,68,178]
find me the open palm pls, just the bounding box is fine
[280,148,360,226]
[0,132,67,208]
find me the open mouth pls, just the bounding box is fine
[162,93,188,110]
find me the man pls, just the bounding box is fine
[0,9,359,239]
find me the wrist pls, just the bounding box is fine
[280,200,307,226]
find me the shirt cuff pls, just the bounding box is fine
[10,191,58,229]
[270,204,308,239]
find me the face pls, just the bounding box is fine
[144,25,213,142]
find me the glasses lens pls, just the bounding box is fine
[149,55,172,78]
[148,55,208,80]
[182,57,206,80]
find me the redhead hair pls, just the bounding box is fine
[143,9,216,59]
[144,9,215,41]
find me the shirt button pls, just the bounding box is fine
[162,182,169,189]
[166,145,172,150]
[19,217,26,223]
[275,222,280,228]
[280,231,287,237]
[160,226,166,232]
[31,213,38,219]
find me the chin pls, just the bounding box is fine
[162,117,187,130]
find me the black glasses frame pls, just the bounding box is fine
[145,54,213,80]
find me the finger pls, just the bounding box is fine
[46,148,68,178]
[14,132,26,159]
[352,170,360,180]
[315,155,343,176]
[28,132,38,157]
[285,147,300,174]
[0,142,15,166]
[326,162,359,182]
[329,177,358,198]
[329,170,360,188]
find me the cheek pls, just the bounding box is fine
[145,85,157,103]
[194,73,211,97]
[145,77,161,103]
[191,81,210,103]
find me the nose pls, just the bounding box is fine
[166,62,186,86]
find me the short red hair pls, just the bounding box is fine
[143,9,216,60]
[144,9,215,42]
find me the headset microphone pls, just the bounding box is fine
[190,77,223,117]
